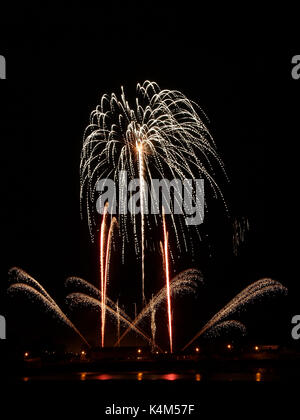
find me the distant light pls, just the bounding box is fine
[81,350,86,356]
[254,346,259,351]
[155,351,159,354]
[227,344,232,350]
[137,348,142,354]
[195,373,201,382]
[195,347,200,353]
[137,372,143,381]
[256,372,261,382]
[24,352,29,358]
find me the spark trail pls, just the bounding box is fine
[7,273,89,347]
[65,276,132,323]
[8,267,57,306]
[203,320,247,339]
[116,300,120,346]
[150,294,156,351]
[103,217,117,343]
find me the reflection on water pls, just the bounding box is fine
[19,368,277,383]
[160,373,180,381]
[92,374,117,380]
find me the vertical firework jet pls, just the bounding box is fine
[163,207,173,353]
[136,140,146,305]
[116,299,120,347]
[99,204,108,347]
[103,216,117,346]
[150,294,156,352]
[99,203,116,347]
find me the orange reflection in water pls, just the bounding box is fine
[255,371,262,382]
[94,374,113,380]
[80,372,87,381]
[137,372,143,381]
[161,373,179,381]
[195,373,201,382]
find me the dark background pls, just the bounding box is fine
[0,4,299,351]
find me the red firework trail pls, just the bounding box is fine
[163,207,173,353]
[102,216,117,346]
[100,203,108,347]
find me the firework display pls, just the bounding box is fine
[2,8,297,418]
[5,82,289,354]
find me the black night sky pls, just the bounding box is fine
[0,5,299,352]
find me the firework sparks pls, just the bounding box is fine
[203,320,247,339]
[65,276,132,323]
[80,81,226,304]
[8,267,57,306]
[7,270,90,347]
[114,268,202,347]
[80,81,228,348]
[182,278,288,350]
[66,292,160,350]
